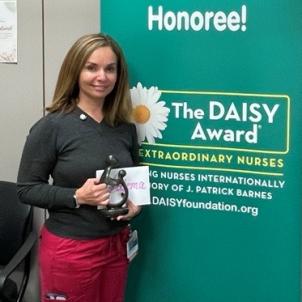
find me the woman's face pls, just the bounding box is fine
[78,46,118,103]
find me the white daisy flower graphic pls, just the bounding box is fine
[130,82,170,145]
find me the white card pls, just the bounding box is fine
[96,165,151,206]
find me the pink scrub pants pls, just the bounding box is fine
[39,226,129,302]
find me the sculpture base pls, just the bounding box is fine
[100,207,129,218]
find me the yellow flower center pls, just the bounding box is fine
[132,105,150,124]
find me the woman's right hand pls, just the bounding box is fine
[75,178,110,207]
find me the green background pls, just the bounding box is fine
[101,1,302,301]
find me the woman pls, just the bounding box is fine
[17,33,141,302]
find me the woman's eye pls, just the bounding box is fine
[86,65,97,71]
[106,66,117,73]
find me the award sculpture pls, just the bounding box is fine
[98,155,129,218]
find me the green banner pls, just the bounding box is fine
[101,1,302,301]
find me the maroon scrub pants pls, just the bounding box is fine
[39,226,129,302]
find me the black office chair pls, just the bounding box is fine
[0,181,37,302]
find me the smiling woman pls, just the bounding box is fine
[78,46,118,118]
[46,33,132,127]
[17,33,141,302]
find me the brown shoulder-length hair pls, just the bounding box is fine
[47,33,132,126]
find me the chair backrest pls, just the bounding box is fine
[0,181,32,265]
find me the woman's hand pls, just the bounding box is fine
[115,200,142,221]
[75,178,109,207]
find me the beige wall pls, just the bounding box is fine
[0,1,99,301]
[44,0,100,107]
[0,0,99,181]
[0,0,43,182]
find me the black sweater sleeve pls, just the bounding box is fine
[17,117,75,210]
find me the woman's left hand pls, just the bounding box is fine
[115,200,141,221]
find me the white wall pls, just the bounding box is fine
[0,1,99,301]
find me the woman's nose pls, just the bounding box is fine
[97,69,107,80]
